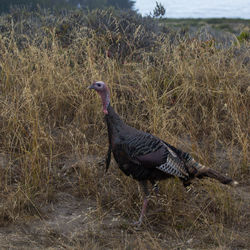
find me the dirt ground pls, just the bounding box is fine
[0,180,249,249]
[0,191,115,249]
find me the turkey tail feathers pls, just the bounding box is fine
[185,156,238,186]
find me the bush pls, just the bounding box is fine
[237,30,250,42]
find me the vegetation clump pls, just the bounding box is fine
[237,30,250,42]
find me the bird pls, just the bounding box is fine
[88,80,238,226]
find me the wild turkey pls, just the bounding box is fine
[88,81,238,226]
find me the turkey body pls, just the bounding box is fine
[105,105,191,185]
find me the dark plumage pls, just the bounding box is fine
[89,81,238,226]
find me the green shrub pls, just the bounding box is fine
[237,31,250,42]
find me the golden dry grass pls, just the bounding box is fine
[0,10,249,249]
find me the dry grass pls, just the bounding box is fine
[0,9,249,249]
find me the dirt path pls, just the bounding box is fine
[0,184,249,249]
[0,192,121,249]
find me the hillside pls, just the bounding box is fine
[0,8,249,249]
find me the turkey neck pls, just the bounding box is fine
[105,104,126,137]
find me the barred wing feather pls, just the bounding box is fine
[124,132,189,179]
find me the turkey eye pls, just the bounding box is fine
[97,83,101,87]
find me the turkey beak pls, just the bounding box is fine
[88,82,97,90]
[88,84,94,90]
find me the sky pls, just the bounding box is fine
[134,0,250,19]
